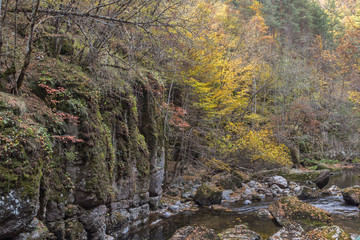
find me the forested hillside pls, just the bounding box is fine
[0,0,359,239]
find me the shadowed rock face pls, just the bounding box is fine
[342,186,360,206]
[313,171,330,189]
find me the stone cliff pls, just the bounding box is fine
[0,59,165,239]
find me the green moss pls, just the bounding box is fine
[269,196,333,229]
[281,171,321,183]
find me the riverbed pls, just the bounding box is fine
[121,172,360,239]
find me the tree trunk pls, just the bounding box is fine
[14,0,40,93]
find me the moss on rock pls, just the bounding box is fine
[269,196,333,229]
[194,184,222,206]
[305,225,351,240]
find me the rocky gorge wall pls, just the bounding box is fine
[0,59,165,239]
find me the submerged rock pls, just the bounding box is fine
[194,184,222,206]
[170,226,220,240]
[218,224,261,240]
[268,196,333,229]
[342,186,360,206]
[268,223,304,240]
[305,225,351,240]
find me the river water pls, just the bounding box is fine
[122,172,360,240]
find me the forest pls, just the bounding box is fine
[0,0,360,239]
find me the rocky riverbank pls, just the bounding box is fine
[147,167,360,240]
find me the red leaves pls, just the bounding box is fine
[162,102,190,130]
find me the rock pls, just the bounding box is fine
[222,190,233,201]
[305,225,351,239]
[328,185,341,194]
[293,186,301,194]
[248,180,257,188]
[255,208,272,219]
[244,188,253,195]
[162,212,173,218]
[182,191,194,199]
[149,151,165,197]
[47,221,65,240]
[194,184,222,206]
[0,190,39,239]
[297,186,320,200]
[79,205,107,240]
[169,205,180,212]
[252,194,265,201]
[267,176,288,189]
[150,219,162,226]
[170,176,187,188]
[268,223,304,240]
[281,169,323,184]
[244,200,252,205]
[14,218,49,240]
[218,225,261,240]
[64,219,87,240]
[149,196,162,210]
[342,186,360,206]
[269,196,333,228]
[170,226,220,240]
[270,184,283,193]
[46,201,65,222]
[313,170,330,189]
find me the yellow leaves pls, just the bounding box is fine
[349,91,360,108]
[225,123,291,166]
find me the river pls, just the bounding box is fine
[121,171,360,239]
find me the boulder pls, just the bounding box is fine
[218,225,261,240]
[269,196,333,229]
[313,171,330,189]
[268,223,304,240]
[222,190,233,201]
[342,186,360,206]
[297,186,320,200]
[194,184,222,206]
[170,226,220,240]
[255,208,272,219]
[305,225,351,240]
[267,176,288,189]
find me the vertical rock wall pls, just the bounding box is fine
[0,71,165,239]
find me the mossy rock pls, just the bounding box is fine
[269,196,333,229]
[64,219,87,240]
[251,168,290,181]
[218,225,261,240]
[342,186,360,206]
[281,169,324,184]
[194,184,222,206]
[170,226,220,240]
[305,225,351,240]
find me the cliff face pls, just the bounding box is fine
[0,58,165,239]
